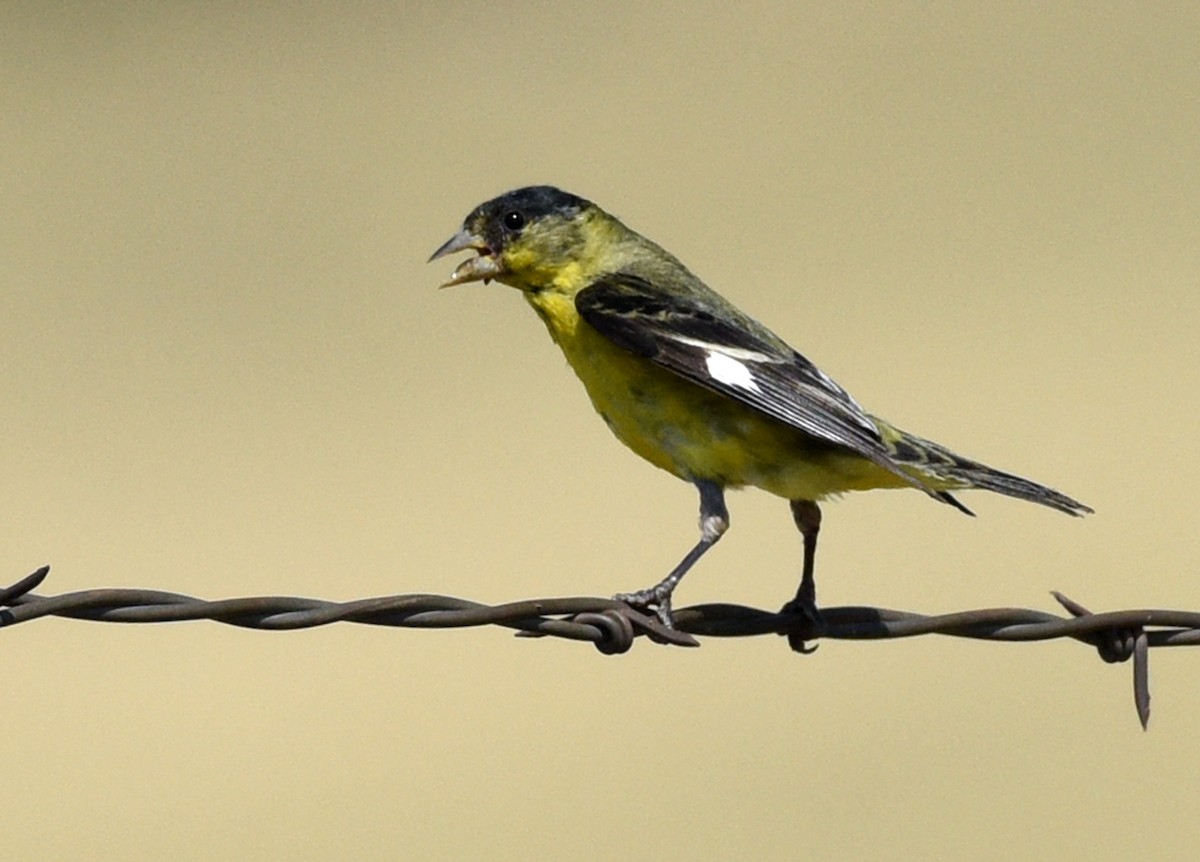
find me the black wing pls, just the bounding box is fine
[575,273,925,489]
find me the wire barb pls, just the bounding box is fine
[5,566,1198,729]
[1052,590,1151,729]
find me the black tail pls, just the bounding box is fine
[887,429,1093,517]
[942,461,1093,516]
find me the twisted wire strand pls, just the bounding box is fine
[7,565,1198,729]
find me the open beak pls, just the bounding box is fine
[428,228,501,287]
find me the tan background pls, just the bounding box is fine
[4,2,1198,859]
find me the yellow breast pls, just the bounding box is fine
[521,288,906,500]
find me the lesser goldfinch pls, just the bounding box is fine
[430,186,1091,629]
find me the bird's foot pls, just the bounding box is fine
[613,585,676,629]
[779,592,824,654]
[781,594,824,627]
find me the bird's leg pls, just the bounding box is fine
[783,499,823,625]
[614,480,728,628]
[779,499,824,653]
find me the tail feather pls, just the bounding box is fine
[885,429,1093,517]
[943,461,1093,516]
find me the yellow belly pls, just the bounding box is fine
[525,290,908,501]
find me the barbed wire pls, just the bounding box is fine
[6,564,1200,729]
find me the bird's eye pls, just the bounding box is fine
[502,210,526,231]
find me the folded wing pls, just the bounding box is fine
[575,273,925,490]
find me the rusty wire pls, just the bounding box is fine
[6,565,1200,729]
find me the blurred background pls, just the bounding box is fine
[4,1,1198,858]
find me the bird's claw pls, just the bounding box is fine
[779,594,824,654]
[614,586,676,629]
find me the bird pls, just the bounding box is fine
[429,185,1091,632]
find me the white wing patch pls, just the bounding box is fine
[670,335,776,363]
[704,350,761,392]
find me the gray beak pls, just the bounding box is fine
[428,228,501,287]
